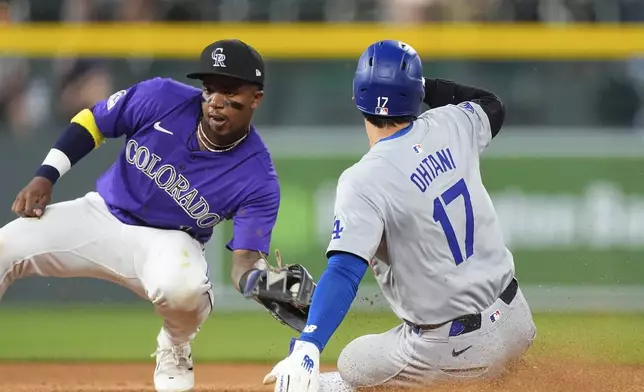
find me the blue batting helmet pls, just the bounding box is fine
[353,40,425,117]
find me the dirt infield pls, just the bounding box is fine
[0,358,643,392]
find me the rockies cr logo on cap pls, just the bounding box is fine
[211,48,226,67]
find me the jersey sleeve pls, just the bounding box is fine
[226,179,280,255]
[325,174,384,262]
[70,79,158,146]
[425,101,492,154]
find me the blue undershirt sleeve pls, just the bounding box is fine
[298,251,368,352]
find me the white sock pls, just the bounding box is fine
[319,372,355,392]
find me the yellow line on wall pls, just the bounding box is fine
[1,23,643,59]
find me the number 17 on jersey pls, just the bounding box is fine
[433,178,474,266]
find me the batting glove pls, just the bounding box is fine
[263,338,320,392]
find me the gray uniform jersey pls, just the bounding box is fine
[326,101,515,325]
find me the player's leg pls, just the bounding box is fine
[325,284,537,391]
[457,286,536,376]
[136,227,213,344]
[398,282,537,386]
[319,323,417,392]
[0,192,144,301]
[132,225,213,392]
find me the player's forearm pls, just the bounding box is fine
[232,249,267,292]
[423,78,505,137]
[299,251,367,352]
[35,110,104,184]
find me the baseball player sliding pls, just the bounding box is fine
[1,39,317,392]
[263,40,537,392]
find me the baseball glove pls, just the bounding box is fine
[242,250,316,333]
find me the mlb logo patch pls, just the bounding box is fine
[106,89,126,111]
[490,309,502,323]
[412,144,423,154]
[375,106,389,115]
[459,102,475,113]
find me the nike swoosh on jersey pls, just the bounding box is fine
[153,121,174,135]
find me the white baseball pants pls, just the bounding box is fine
[0,192,214,345]
[320,285,536,391]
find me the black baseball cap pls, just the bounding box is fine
[186,39,265,88]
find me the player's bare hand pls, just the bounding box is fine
[12,176,53,218]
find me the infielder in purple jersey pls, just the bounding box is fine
[1,39,317,392]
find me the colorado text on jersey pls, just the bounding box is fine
[125,139,221,228]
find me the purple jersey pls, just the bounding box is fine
[90,77,280,254]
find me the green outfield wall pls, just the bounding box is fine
[204,130,644,312]
[213,154,644,286]
[2,129,643,312]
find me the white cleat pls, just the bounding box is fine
[151,331,195,392]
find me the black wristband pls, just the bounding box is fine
[56,122,97,165]
[34,165,60,185]
[238,269,255,294]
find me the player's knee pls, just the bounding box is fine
[0,227,17,270]
[0,219,33,267]
[337,337,376,387]
[337,352,357,386]
[337,354,365,387]
[0,227,23,290]
[149,271,209,311]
